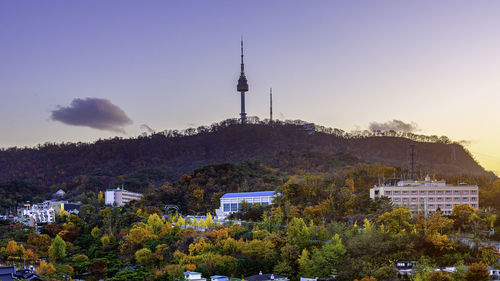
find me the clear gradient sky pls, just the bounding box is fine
[1,1,500,174]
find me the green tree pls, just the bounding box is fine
[91,227,102,239]
[135,248,153,266]
[109,266,150,281]
[450,205,476,232]
[287,217,310,249]
[305,234,346,278]
[49,235,66,261]
[377,207,412,234]
[451,263,466,281]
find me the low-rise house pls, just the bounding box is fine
[395,261,416,278]
[53,189,66,198]
[184,271,206,281]
[211,275,229,281]
[0,266,42,281]
[0,267,15,281]
[488,266,500,280]
[245,271,289,281]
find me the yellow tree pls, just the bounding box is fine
[98,191,105,205]
[23,249,39,263]
[6,241,19,257]
[206,213,214,228]
[177,216,186,226]
[37,261,56,277]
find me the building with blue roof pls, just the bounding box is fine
[184,271,206,281]
[210,275,229,281]
[215,191,276,219]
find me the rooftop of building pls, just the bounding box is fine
[221,191,276,199]
[245,273,287,281]
[374,176,477,189]
[106,187,143,193]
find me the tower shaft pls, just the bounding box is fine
[240,92,246,123]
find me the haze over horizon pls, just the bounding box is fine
[1,1,500,174]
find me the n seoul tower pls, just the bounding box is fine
[236,39,249,124]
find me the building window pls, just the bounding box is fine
[403,191,409,195]
[411,191,417,195]
[394,191,400,195]
[471,197,477,201]
[231,203,238,212]
[446,197,451,201]
[223,204,230,212]
[394,198,400,202]
[454,197,460,201]
[446,204,451,208]
[429,204,435,208]
[428,191,435,195]
[437,197,443,201]
[437,190,443,194]
[438,204,443,209]
[470,190,477,194]
[445,191,451,195]
[463,191,468,195]
[454,191,460,195]
[385,191,391,195]
[261,202,269,205]
[472,204,477,208]
[463,197,468,201]
[411,198,417,202]
[429,198,435,202]
[403,198,409,201]
[420,191,426,195]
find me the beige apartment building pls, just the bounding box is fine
[370,176,478,215]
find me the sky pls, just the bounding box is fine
[1,1,500,174]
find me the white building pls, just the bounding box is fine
[105,187,144,207]
[370,176,479,215]
[21,208,55,223]
[184,271,206,281]
[215,191,276,219]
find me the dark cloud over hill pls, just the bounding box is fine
[369,119,417,132]
[51,98,132,133]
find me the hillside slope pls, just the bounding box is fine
[0,121,488,190]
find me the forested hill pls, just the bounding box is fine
[0,119,489,190]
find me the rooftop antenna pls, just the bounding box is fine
[408,144,417,180]
[269,88,273,122]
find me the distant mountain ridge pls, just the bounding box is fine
[0,119,489,190]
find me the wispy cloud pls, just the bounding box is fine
[140,124,155,134]
[51,98,132,133]
[369,119,417,132]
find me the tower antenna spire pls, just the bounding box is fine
[270,88,273,121]
[240,37,244,73]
